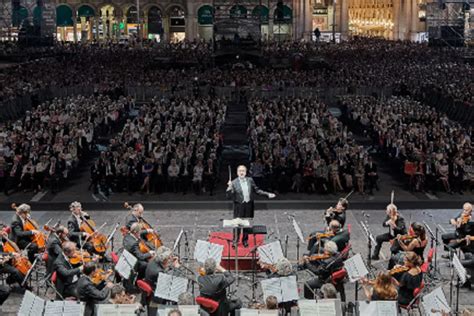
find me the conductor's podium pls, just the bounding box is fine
[209,231,265,271]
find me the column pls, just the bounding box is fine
[73,13,78,43]
[305,0,312,40]
[340,0,349,39]
[163,15,169,42]
[411,0,419,40]
[392,0,400,40]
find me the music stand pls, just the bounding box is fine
[223,218,251,286]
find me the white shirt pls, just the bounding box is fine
[239,178,250,203]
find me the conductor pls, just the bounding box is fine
[226,165,276,247]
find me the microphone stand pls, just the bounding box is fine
[360,220,376,270]
[284,235,288,258]
[423,220,441,280]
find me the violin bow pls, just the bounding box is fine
[343,189,354,201]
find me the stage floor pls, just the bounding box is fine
[1,208,473,314]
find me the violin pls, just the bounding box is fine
[307,231,335,241]
[91,269,113,285]
[259,262,278,273]
[390,234,415,245]
[307,253,331,261]
[11,203,46,250]
[124,202,163,249]
[78,212,108,254]
[389,266,409,275]
[69,249,97,265]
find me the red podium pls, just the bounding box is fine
[209,232,265,271]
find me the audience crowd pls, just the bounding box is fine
[90,96,226,196]
[340,95,473,194]
[0,38,472,196]
[247,97,379,195]
[0,95,129,194]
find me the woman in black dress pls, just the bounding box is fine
[392,251,424,307]
[389,222,427,269]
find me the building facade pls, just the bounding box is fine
[2,0,432,42]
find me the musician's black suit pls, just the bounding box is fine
[226,177,270,244]
[198,271,242,315]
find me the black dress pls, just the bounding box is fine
[397,272,423,306]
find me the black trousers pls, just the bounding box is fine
[442,232,459,251]
[373,233,393,257]
[233,202,254,244]
[0,285,10,305]
[0,264,24,286]
[304,276,325,299]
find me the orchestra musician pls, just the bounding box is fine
[360,272,398,301]
[76,262,114,316]
[372,203,407,260]
[198,258,242,315]
[67,201,94,254]
[263,258,297,314]
[0,229,25,288]
[389,222,427,269]
[324,198,349,227]
[309,220,349,254]
[10,203,40,262]
[145,246,181,306]
[391,251,423,307]
[124,203,157,250]
[125,203,145,230]
[441,202,473,257]
[53,241,84,299]
[298,241,343,299]
[122,223,155,278]
[45,225,69,274]
[226,165,276,247]
[109,284,136,304]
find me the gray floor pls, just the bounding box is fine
[1,208,473,315]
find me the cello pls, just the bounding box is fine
[123,202,163,249]
[11,203,47,250]
[78,211,108,254]
[0,224,32,276]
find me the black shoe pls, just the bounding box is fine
[371,254,380,260]
[243,240,249,248]
[441,254,450,259]
[462,281,472,290]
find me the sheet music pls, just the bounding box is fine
[155,272,188,302]
[422,287,451,316]
[115,249,138,280]
[194,240,224,264]
[18,291,36,315]
[238,309,278,316]
[452,253,467,285]
[18,291,45,316]
[344,253,369,282]
[298,299,317,316]
[257,241,284,265]
[358,301,398,316]
[96,304,139,316]
[316,299,342,316]
[223,218,251,228]
[178,305,200,316]
[62,301,83,316]
[44,301,64,316]
[291,217,306,244]
[260,275,299,303]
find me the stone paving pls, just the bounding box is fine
[1,207,474,315]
